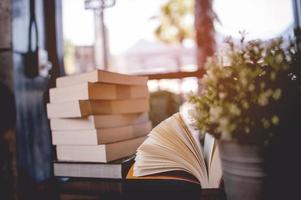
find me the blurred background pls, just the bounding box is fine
[63,0,293,94]
[0,0,299,199]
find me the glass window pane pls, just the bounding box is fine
[214,0,294,39]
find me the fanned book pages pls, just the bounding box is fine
[56,70,148,87]
[133,112,222,189]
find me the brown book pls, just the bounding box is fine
[50,112,149,130]
[56,70,148,88]
[47,99,149,118]
[50,83,149,103]
[56,136,146,162]
[54,156,134,179]
[52,121,152,145]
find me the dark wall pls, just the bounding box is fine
[12,0,53,184]
[11,1,64,196]
[0,0,64,192]
[11,0,64,198]
[0,1,17,200]
[13,0,65,184]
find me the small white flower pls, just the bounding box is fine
[272,89,282,100]
[275,54,283,64]
[271,115,279,125]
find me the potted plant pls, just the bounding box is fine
[189,35,300,200]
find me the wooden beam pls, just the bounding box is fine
[140,69,205,80]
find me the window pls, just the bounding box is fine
[214,0,294,40]
[62,0,294,96]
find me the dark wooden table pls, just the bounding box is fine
[55,178,226,200]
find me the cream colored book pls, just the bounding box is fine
[47,99,149,118]
[52,121,152,145]
[56,136,147,163]
[50,83,149,103]
[133,110,222,188]
[56,70,148,88]
[50,112,149,130]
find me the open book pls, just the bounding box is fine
[133,105,222,188]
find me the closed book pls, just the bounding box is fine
[56,136,146,163]
[56,70,148,87]
[54,156,134,179]
[47,99,149,118]
[50,83,149,103]
[50,112,149,130]
[52,121,152,145]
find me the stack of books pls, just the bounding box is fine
[47,70,152,179]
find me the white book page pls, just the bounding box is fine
[204,134,223,188]
[209,144,222,188]
[204,134,215,170]
[180,103,222,188]
[179,102,203,151]
[173,115,209,182]
[134,134,203,182]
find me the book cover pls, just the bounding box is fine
[56,136,147,163]
[56,70,148,87]
[50,112,149,130]
[54,156,135,179]
[52,121,152,145]
[50,83,149,103]
[125,167,225,200]
[47,99,150,118]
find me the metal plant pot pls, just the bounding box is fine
[218,141,266,200]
